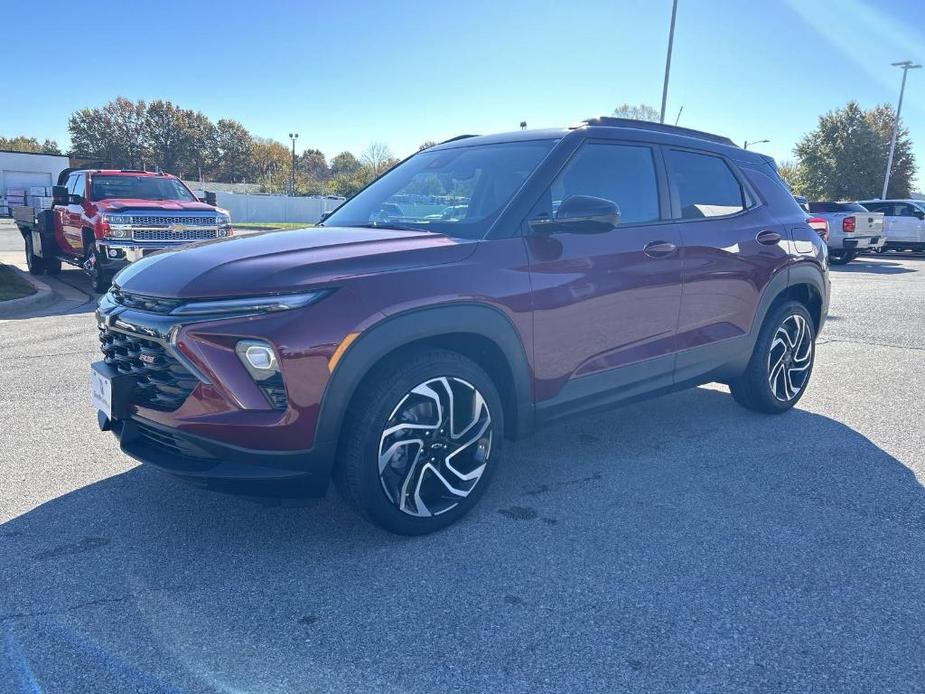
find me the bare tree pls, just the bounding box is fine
[612,103,660,122]
[362,142,395,176]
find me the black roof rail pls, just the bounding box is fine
[439,134,479,144]
[577,116,738,147]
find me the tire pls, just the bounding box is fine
[24,235,46,275]
[335,348,503,535]
[729,301,816,414]
[828,249,856,265]
[45,257,62,275]
[84,245,110,293]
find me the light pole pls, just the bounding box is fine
[743,139,770,150]
[289,132,299,196]
[881,61,921,199]
[659,0,679,124]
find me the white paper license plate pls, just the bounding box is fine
[90,366,113,419]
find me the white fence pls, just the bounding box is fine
[210,192,346,224]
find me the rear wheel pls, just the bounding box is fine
[44,257,62,275]
[729,301,815,414]
[24,235,46,275]
[335,348,502,535]
[828,249,856,265]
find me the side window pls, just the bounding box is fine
[666,149,746,219]
[546,143,661,225]
[65,173,79,194]
[72,174,86,200]
[896,203,917,217]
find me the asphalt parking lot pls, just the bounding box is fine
[1,223,924,692]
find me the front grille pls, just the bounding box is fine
[134,420,217,462]
[99,327,198,411]
[131,215,219,226]
[133,228,221,242]
[110,288,182,313]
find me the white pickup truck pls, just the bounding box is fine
[858,199,925,253]
[806,201,885,265]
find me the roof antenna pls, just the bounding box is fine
[674,106,684,126]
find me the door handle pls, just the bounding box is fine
[756,230,782,245]
[643,241,677,258]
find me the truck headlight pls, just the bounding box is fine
[104,214,133,225]
[215,213,231,226]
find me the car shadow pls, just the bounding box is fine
[830,258,918,274]
[2,386,924,691]
[0,268,99,320]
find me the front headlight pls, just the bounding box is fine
[215,213,231,226]
[169,290,328,316]
[104,214,133,225]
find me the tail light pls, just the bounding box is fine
[807,216,829,242]
[842,216,855,233]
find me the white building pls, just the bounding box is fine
[1,150,70,215]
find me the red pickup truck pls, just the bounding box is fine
[14,169,232,291]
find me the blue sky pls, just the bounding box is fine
[3,0,923,188]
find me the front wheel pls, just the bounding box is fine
[335,348,503,535]
[729,301,816,414]
[84,246,111,293]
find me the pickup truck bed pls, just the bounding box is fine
[807,201,885,264]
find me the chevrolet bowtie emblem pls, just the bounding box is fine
[168,223,187,232]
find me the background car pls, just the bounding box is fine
[858,199,925,252]
[807,201,885,264]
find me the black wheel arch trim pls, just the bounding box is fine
[315,302,535,452]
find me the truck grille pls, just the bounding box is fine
[131,215,219,226]
[99,327,198,411]
[133,228,221,242]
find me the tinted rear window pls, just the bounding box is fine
[665,149,745,219]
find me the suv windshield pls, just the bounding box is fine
[323,140,557,239]
[90,175,197,202]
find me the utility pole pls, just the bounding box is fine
[659,0,679,124]
[289,132,299,196]
[881,61,921,199]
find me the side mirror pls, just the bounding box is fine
[319,212,331,223]
[69,194,84,205]
[914,210,925,220]
[52,185,69,206]
[531,195,620,234]
[205,191,217,206]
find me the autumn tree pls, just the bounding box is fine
[612,103,660,122]
[0,136,61,154]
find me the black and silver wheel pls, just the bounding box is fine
[84,245,110,293]
[730,301,816,413]
[336,348,502,534]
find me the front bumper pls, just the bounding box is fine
[97,238,199,263]
[104,411,334,497]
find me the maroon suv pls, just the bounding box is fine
[92,118,829,534]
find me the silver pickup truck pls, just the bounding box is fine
[807,201,885,265]
[858,199,925,253]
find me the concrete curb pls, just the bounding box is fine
[0,265,58,318]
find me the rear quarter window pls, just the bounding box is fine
[665,149,746,219]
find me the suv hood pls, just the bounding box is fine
[97,199,217,212]
[114,226,475,299]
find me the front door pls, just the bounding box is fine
[60,173,87,254]
[526,140,682,409]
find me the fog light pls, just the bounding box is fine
[235,339,279,381]
[108,249,120,258]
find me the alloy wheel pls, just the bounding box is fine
[377,376,493,517]
[767,313,813,402]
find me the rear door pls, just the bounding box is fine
[891,203,925,244]
[665,148,792,383]
[526,139,682,407]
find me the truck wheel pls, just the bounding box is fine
[45,258,62,275]
[24,235,46,275]
[83,246,110,293]
[828,250,855,265]
[335,348,503,535]
[729,301,815,414]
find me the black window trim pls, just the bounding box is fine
[661,145,760,224]
[520,136,672,235]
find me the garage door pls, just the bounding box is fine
[2,170,53,193]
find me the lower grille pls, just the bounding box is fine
[99,327,198,411]
[134,420,217,462]
[133,228,220,242]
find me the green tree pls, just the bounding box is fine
[299,148,329,181]
[214,119,255,182]
[793,101,916,200]
[182,110,218,181]
[0,136,61,154]
[330,151,361,177]
[69,97,148,168]
[250,137,291,193]
[144,100,190,175]
[612,103,660,122]
[776,160,800,194]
